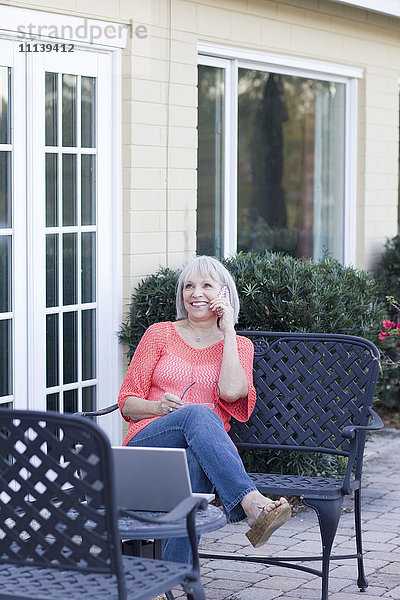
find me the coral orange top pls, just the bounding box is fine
[118,321,256,446]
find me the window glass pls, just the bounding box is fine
[0,319,12,398]
[81,154,96,225]
[62,154,77,226]
[0,235,11,313]
[46,153,58,227]
[45,72,58,147]
[0,67,10,144]
[81,77,96,148]
[197,63,346,262]
[237,70,345,260]
[62,74,77,147]
[197,65,225,257]
[0,151,11,228]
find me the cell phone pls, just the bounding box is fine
[215,285,230,317]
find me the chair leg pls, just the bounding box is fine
[354,488,368,592]
[182,580,206,600]
[303,497,343,600]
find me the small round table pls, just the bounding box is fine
[117,504,227,558]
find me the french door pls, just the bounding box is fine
[0,40,122,442]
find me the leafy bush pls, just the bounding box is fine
[377,235,400,309]
[239,448,347,478]
[225,251,384,338]
[118,267,179,361]
[119,252,385,356]
[118,251,385,476]
[375,237,400,411]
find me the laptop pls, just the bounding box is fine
[112,446,215,512]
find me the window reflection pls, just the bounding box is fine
[62,74,77,147]
[197,64,346,262]
[81,77,96,148]
[197,65,224,257]
[0,236,11,313]
[0,151,11,228]
[0,67,10,145]
[0,319,12,397]
[237,70,345,261]
[45,72,58,147]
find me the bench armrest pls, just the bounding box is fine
[341,407,384,494]
[74,403,119,418]
[341,407,384,440]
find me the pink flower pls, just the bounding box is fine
[379,331,390,340]
[382,320,396,329]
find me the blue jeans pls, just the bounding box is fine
[127,404,257,563]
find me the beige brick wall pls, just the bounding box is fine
[6,0,400,278]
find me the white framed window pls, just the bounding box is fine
[197,45,361,264]
[0,7,124,443]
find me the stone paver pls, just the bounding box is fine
[184,428,400,599]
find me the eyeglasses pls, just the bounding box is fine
[180,381,220,409]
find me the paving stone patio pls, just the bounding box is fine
[175,427,400,599]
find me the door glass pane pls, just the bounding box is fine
[82,309,96,380]
[0,319,12,397]
[0,236,11,312]
[46,313,59,387]
[47,393,59,412]
[45,72,58,147]
[0,67,10,145]
[62,74,77,147]
[82,385,96,412]
[46,234,59,308]
[197,65,224,257]
[0,151,11,228]
[46,153,58,227]
[62,154,77,226]
[64,388,77,413]
[63,233,77,306]
[63,311,77,384]
[81,77,96,148]
[81,154,96,225]
[82,232,96,303]
[237,70,345,260]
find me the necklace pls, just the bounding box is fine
[187,322,216,343]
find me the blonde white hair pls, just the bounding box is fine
[176,256,240,323]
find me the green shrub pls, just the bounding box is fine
[118,251,386,476]
[225,251,384,338]
[239,448,347,478]
[118,267,179,361]
[377,235,400,308]
[375,237,400,411]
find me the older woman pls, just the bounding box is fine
[118,256,290,563]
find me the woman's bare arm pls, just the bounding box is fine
[121,393,183,420]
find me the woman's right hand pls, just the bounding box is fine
[157,392,183,416]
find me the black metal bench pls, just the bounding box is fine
[79,330,383,600]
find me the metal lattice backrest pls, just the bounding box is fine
[230,332,380,455]
[0,410,121,574]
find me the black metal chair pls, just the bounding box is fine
[0,409,207,600]
[200,331,383,600]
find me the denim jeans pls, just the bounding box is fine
[127,404,257,563]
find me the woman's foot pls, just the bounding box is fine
[241,490,291,547]
[241,490,289,526]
